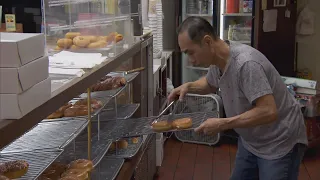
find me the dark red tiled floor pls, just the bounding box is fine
[156,138,320,180]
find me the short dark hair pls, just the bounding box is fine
[177,16,217,43]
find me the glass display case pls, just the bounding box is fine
[42,0,133,55]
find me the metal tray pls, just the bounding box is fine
[99,111,219,140]
[0,118,88,154]
[99,104,140,120]
[106,136,143,158]
[0,150,63,180]
[91,157,124,180]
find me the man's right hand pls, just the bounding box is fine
[168,83,190,102]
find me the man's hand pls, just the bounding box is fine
[194,118,224,135]
[168,83,190,102]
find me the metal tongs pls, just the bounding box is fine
[150,99,181,125]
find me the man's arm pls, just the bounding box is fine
[187,76,217,95]
[220,94,278,130]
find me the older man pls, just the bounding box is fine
[168,16,307,180]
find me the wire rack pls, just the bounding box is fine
[0,118,88,154]
[106,136,143,158]
[97,111,219,140]
[91,157,124,180]
[174,94,223,146]
[56,135,112,168]
[99,104,140,120]
[0,150,63,180]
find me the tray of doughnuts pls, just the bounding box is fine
[53,31,123,52]
[106,136,142,159]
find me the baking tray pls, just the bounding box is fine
[91,157,124,180]
[99,103,140,120]
[106,136,143,159]
[0,150,63,180]
[0,118,88,154]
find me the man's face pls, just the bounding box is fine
[178,31,213,67]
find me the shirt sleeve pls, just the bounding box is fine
[239,61,273,104]
[206,65,220,88]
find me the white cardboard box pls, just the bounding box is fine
[0,32,45,67]
[0,78,51,120]
[0,56,49,93]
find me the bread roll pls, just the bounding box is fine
[57,38,73,48]
[73,36,90,47]
[65,32,81,39]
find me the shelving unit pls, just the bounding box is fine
[222,13,252,16]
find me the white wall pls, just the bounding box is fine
[297,0,320,81]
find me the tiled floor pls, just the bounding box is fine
[156,137,320,180]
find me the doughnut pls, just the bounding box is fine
[47,111,64,119]
[70,45,81,50]
[64,105,93,117]
[117,140,128,149]
[82,36,98,43]
[59,176,81,180]
[61,169,88,180]
[172,118,193,129]
[0,175,10,180]
[87,41,102,49]
[152,120,172,132]
[109,142,116,151]
[115,34,123,43]
[132,137,139,144]
[98,36,108,42]
[54,46,63,51]
[67,159,93,173]
[107,32,118,43]
[74,99,103,109]
[0,160,29,179]
[73,36,90,48]
[65,32,81,39]
[57,38,73,48]
[58,103,73,112]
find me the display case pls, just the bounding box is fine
[42,0,133,55]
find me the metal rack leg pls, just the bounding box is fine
[87,88,92,180]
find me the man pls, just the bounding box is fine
[169,16,307,180]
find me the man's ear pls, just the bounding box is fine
[202,35,213,46]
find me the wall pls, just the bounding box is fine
[297,0,320,81]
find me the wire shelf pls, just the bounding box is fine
[0,119,88,154]
[0,150,63,180]
[106,136,143,158]
[98,111,219,140]
[91,157,124,180]
[99,104,140,120]
[80,83,127,99]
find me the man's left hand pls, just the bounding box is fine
[194,118,224,135]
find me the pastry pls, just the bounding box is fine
[73,36,90,48]
[70,45,81,50]
[61,169,88,180]
[68,159,93,173]
[54,46,63,51]
[0,175,10,180]
[107,32,118,43]
[117,140,128,149]
[65,32,81,39]
[115,34,123,43]
[109,142,116,151]
[57,38,73,49]
[59,176,81,180]
[132,137,139,144]
[0,160,29,179]
[152,121,172,132]
[82,36,98,43]
[90,76,126,92]
[98,36,108,42]
[87,41,102,49]
[64,105,93,117]
[172,118,193,129]
[74,99,103,109]
[47,111,64,119]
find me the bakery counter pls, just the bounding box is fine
[0,40,141,149]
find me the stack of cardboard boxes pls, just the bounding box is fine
[0,32,51,119]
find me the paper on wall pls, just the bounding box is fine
[263,9,278,32]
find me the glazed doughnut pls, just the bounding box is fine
[73,36,90,48]
[82,36,98,43]
[54,46,63,51]
[74,99,103,109]
[109,142,116,151]
[58,103,73,112]
[59,176,80,180]
[0,160,29,179]
[65,32,81,39]
[115,34,123,43]
[57,38,73,48]
[68,159,93,173]
[87,41,102,49]
[152,121,172,132]
[172,118,193,129]
[0,175,9,180]
[107,32,118,43]
[64,105,93,117]
[98,36,108,42]
[47,111,64,119]
[132,137,139,144]
[61,169,88,180]
[117,140,128,149]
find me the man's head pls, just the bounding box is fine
[178,16,218,67]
